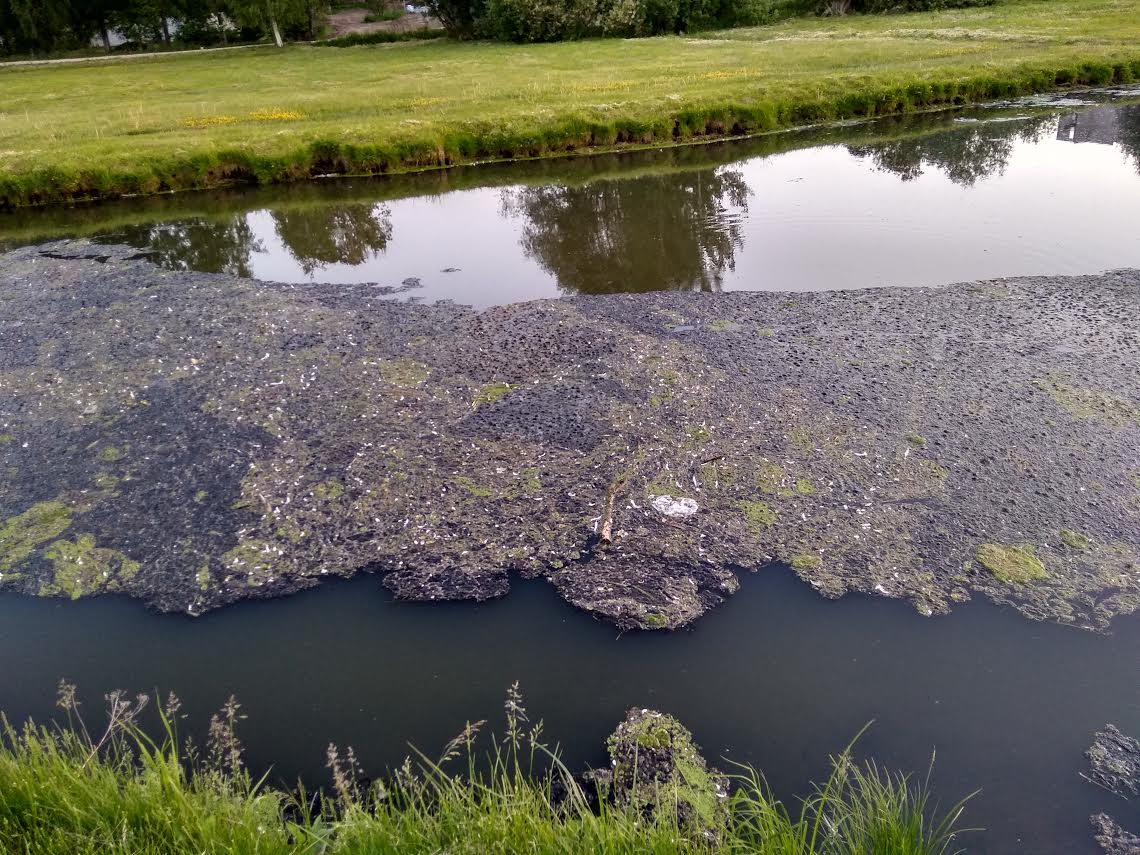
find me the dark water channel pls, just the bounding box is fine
[2,570,1139,853]
[2,88,1140,853]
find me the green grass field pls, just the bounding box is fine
[2,0,1139,206]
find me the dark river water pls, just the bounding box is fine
[2,88,1140,853]
[2,570,1139,854]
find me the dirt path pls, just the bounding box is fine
[0,42,269,68]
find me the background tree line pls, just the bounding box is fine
[0,0,331,55]
[426,0,991,41]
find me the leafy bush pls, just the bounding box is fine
[320,28,445,45]
[466,0,783,41]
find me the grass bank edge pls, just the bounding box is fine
[0,686,977,855]
[3,55,1139,209]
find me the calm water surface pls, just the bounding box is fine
[2,89,1139,853]
[4,89,1140,307]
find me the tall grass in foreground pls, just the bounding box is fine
[0,683,974,855]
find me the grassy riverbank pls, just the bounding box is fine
[0,688,972,855]
[1,0,1139,207]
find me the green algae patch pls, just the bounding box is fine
[707,319,736,332]
[223,539,281,587]
[794,477,815,496]
[976,543,1048,585]
[454,476,494,498]
[97,445,124,463]
[643,612,667,629]
[195,564,212,591]
[791,553,822,570]
[738,500,776,532]
[472,382,513,409]
[917,459,949,481]
[906,433,927,446]
[1060,529,1092,551]
[0,434,12,446]
[755,462,789,495]
[1034,377,1140,428]
[0,501,72,574]
[790,427,813,456]
[94,473,120,491]
[313,480,345,501]
[40,534,140,599]
[379,359,431,388]
[520,467,542,492]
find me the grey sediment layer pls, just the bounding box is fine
[0,242,1137,630]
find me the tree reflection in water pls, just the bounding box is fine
[270,204,392,274]
[501,169,750,296]
[114,204,392,278]
[847,114,1056,186]
[115,217,262,277]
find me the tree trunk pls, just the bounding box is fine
[161,17,171,44]
[100,22,111,52]
[216,13,228,45]
[270,15,283,47]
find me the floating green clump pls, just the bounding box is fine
[0,433,12,445]
[790,427,813,456]
[906,433,927,446]
[795,478,815,495]
[738,500,776,532]
[918,459,949,480]
[790,552,822,570]
[41,534,140,599]
[976,543,1048,584]
[642,613,667,629]
[1033,377,1140,428]
[94,473,120,490]
[454,476,493,498]
[379,358,431,388]
[223,539,279,587]
[755,462,788,495]
[98,445,124,462]
[0,501,72,573]
[472,382,513,409]
[312,480,345,501]
[1060,529,1091,551]
[707,319,736,332]
[195,564,212,591]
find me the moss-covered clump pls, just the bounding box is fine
[40,534,140,599]
[605,708,727,834]
[1034,377,1140,428]
[472,382,513,409]
[379,359,431,388]
[738,500,776,532]
[1060,529,1091,551]
[790,552,822,570]
[0,501,72,575]
[976,543,1048,584]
